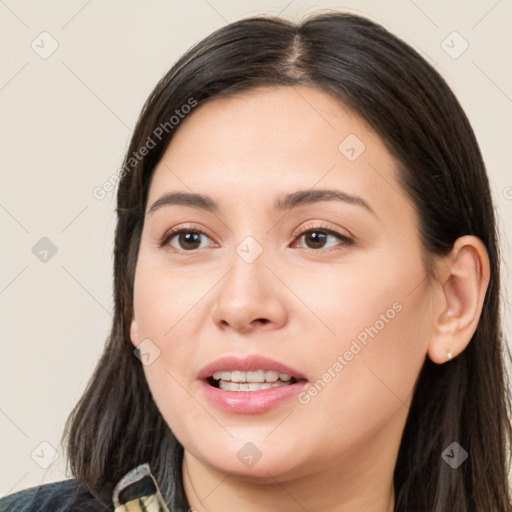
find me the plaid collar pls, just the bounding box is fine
[112,442,190,512]
[112,463,171,512]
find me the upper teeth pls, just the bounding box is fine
[212,370,292,383]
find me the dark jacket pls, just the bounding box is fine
[0,479,112,512]
[0,449,190,511]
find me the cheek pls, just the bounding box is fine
[132,256,214,346]
[297,270,431,441]
[132,258,221,443]
[292,253,430,423]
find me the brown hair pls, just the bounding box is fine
[63,11,512,511]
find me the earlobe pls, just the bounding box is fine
[427,235,490,364]
[130,315,140,347]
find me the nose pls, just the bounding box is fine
[211,248,288,334]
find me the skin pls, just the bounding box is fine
[130,86,490,512]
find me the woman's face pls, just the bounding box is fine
[130,86,436,481]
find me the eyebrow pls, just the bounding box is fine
[148,189,375,215]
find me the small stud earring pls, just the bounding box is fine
[447,350,453,361]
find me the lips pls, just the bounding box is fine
[198,355,308,414]
[198,355,307,383]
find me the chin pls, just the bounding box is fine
[186,437,312,482]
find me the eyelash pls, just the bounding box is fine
[159,224,353,253]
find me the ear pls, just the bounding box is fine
[427,235,490,364]
[130,312,141,347]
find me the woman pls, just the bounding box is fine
[2,11,510,512]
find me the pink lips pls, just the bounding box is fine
[198,354,307,381]
[198,355,308,414]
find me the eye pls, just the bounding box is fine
[159,224,353,253]
[160,228,213,251]
[292,225,353,251]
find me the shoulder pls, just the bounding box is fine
[0,478,112,512]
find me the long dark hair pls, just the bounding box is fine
[63,11,512,511]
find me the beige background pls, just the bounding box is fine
[1,0,511,496]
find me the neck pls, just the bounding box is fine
[183,457,395,512]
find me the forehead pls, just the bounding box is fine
[146,86,409,220]
[166,85,375,160]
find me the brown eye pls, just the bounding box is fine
[294,228,352,251]
[302,230,329,249]
[163,229,212,251]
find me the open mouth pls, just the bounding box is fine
[207,370,299,392]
